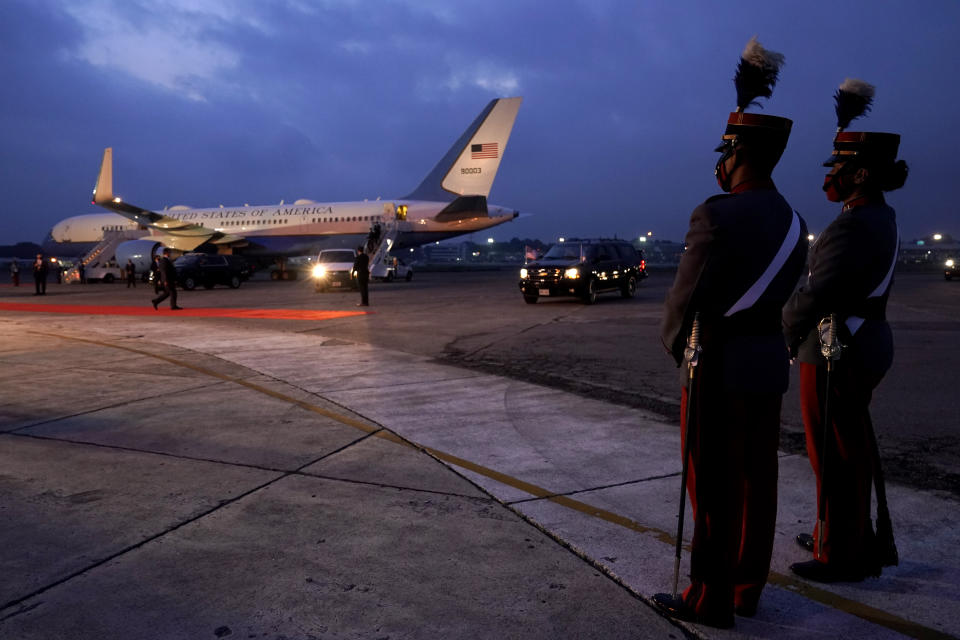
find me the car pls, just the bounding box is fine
[946,258,958,280]
[311,249,358,292]
[379,257,414,282]
[174,253,252,290]
[518,238,648,304]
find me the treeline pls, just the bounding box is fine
[0,242,42,258]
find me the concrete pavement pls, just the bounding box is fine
[1,307,958,639]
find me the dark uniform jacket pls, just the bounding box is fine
[33,258,49,279]
[783,201,898,373]
[662,185,809,393]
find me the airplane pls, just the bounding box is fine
[49,97,524,278]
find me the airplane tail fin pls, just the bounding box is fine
[92,147,114,205]
[403,97,522,202]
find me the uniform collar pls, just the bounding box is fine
[730,177,776,194]
[842,194,885,212]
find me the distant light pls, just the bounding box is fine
[647,231,653,237]
[435,241,440,245]
[917,240,925,246]
[933,234,943,241]
[639,237,647,243]
[487,238,494,244]
[807,234,815,242]
[558,237,565,243]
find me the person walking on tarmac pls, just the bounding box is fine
[9,258,19,286]
[654,37,808,628]
[33,253,49,295]
[353,245,370,306]
[783,80,907,583]
[125,258,137,288]
[151,248,182,310]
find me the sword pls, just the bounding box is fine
[672,312,701,598]
[868,408,899,567]
[816,313,843,559]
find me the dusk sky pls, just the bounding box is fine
[1,0,957,247]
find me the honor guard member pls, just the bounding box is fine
[783,80,907,583]
[655,37,808,627]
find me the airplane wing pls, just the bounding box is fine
[91,148,244,251]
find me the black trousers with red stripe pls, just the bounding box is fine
[799,361,883,571]
[679,368,782,617]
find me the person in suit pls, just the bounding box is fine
[783,79,907,583]
[653,38,808,628]
[33,253,49,295]
[353,246,370,306]
[151,248,182,310]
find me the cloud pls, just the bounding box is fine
[56,0,269,100]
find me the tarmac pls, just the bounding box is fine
[1,284,958,639]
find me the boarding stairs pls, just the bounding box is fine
[368,209,405,280]
[64,228,146,283]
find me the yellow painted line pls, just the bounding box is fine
[28,330,953,640]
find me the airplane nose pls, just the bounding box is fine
[51,221,69,242]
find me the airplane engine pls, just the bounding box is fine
[115,239,163,275]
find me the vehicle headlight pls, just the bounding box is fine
[520,268,528,279]
[564,267,580,279]
[947,259,955,268]
[312,265,327,279]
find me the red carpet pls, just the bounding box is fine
[0,302,369,321]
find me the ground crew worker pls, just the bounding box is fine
[654,37,808,627]
[783,79,907,583]
[353,246,370,306]
[10,258,19,286]
[125,259,137,288]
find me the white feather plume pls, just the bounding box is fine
[741,36,785,71]
[838,78,875,98]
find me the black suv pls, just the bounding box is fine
[174,253,252,290]
[518,239,647,304]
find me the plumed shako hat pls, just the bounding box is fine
[824,78,900,167]
[717,37,792,165]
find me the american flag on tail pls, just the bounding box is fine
[471,143,498,159]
